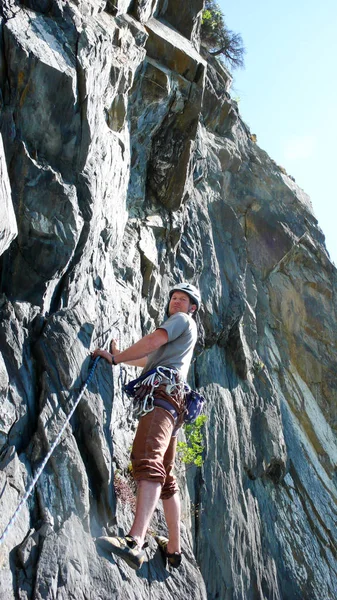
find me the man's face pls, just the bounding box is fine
[168,291,196,316]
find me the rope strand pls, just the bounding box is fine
[0,356,100,546]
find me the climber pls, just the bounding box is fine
[92,282,201,571]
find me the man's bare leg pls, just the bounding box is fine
[162,493,181,553]
[129,480,162,547]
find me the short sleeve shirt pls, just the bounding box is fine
[143,312,197,380]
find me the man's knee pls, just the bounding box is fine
[131,456,167,483]
[160,479,179,500]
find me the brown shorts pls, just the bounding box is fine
[131,407,179,500]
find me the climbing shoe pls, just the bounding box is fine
[154,535,182,569]
[96,534,145,570]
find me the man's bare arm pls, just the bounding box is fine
[122,357,148,368]
[92,328,168,366]
[107,339,147,368]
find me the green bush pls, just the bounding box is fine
[201,1,245,70]
[177,415,207,467]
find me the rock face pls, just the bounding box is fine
[0,133,17,257]
[0,2,336,599]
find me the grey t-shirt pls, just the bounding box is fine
[143,312,197,380]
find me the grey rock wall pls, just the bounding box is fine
[0,133,17,256]
[0,2,336,599]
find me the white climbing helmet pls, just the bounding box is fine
[169,282,201,311]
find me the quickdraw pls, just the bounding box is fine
[124,366,184,418]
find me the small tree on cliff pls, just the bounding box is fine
[201,1,245,70]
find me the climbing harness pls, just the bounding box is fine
[124,366,205,423]
[124,366,183,418]
[0,356,101,546]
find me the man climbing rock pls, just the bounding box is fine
[92,282,201,570]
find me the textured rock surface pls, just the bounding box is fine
[0,133,17,256]
[0,2,336,599]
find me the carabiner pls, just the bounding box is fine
[156,366,172,379]
[142,394,155,414]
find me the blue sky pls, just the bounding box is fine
[218,0,337,265]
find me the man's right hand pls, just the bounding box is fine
[91,348,114,364]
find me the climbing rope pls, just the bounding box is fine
[0,356,101,546]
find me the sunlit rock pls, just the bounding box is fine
[0,2,336,599]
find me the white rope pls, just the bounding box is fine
[0,357,100,546]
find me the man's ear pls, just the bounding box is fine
[189,304,197,314]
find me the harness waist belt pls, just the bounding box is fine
[153,398,178,421]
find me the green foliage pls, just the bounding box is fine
[253,358,265,373]
[201,1,245,70]
[177,415,207,467]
